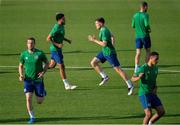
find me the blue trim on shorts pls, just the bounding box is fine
[24,79,46,97]
[51,50,64,64]
[136,37,151,49]
[96,51,120,67]
[139,93,162,109]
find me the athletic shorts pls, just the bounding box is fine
[139,93,162,109]
[136,37,151,49]
[51,50,64,64]
[96,51,120,67]
[24,79,46,97]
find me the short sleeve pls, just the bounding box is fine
[19,53,24,64]
[132,17,135,28]
[49,25,57,37]
[101,30,108,42]
[135,66,145,76]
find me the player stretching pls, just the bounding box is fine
[19,37,49,124]
[47,13,77,90]
[132,1,151,73]
[88,17,134,95]
[131,52,165,124]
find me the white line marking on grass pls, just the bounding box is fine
[0,65,180,73]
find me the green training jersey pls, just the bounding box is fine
[132,12,151,38]
[20,49,48,81]
[99,26,116,56]
[49,23,65,51]
[136,63,158,96]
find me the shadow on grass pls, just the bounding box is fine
[0,49,135,57]
[0,71,17,74]
[0,113,180,123]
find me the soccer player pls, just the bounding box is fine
[46,13,77,90]
[132,1,151,73]
[88,17,134,95]
[19,37,49,124]
[131,52,165,124]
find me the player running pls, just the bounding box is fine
[132,1,151,73]
[88,17,134,95]
[19,37,49,124]
[47,13,77,90]
[131,52,165,124]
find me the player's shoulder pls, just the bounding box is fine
[141,63,148,68]
[133,12,140,17]
[101,26,110,33]
[21,50,28,55]
[34,48,45,54]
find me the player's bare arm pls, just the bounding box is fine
[47,34,63,48]
[111,34,115,46]
[38,60,49,78]
[64,37,71,44]
[88,35,107,47]
[18,63,24,81]
[131,73,144,82]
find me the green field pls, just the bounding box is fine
[0,0,180,124]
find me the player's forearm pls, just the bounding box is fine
[111,35,115,46]
[131,76,140,82]
[43,61,49,73]
[93,39,107,47]
[18,64,23,76]
[52,41,63,48]
[64,37,69,42]
[64,37,71,44]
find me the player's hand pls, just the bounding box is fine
[88,35,96,42]
[19,75,24,82]
[38,71,45,78]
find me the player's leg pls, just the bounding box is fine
[24,79,35,123]
[144,37,151,63]
[34,80,46,104]
[114,67,134,95]
[49,51,57,69]
[49,59,56,69]
[91,51,109,85]
[26,92,35,124]
[143,108,152,125]
[135,38,143,73]
[149,106,165,124]
[54,50,77,90]
[139,94,152,124]
[145,48,150,63]
[104,54,134,95]
[148,95,165,124]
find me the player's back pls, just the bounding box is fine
[133,12,149,38]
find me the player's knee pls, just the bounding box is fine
[158,109,165,117]
[90,60,96,67]
[37,98,44,104]
[37,101,43,104]
[58,64,65,70]
[26,98,32,103]
[145,111,152,118]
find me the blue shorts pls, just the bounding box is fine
[96,51,120,67]
[139,93,162,109]
[24,79,46,97]
[136,37,151,49]
[51,50,64,64]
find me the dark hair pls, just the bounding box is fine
[150,51,159,57]
[27,37,35,44]
[141,1,148,7]
[96,17,105,24]
[56,13,64,21]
